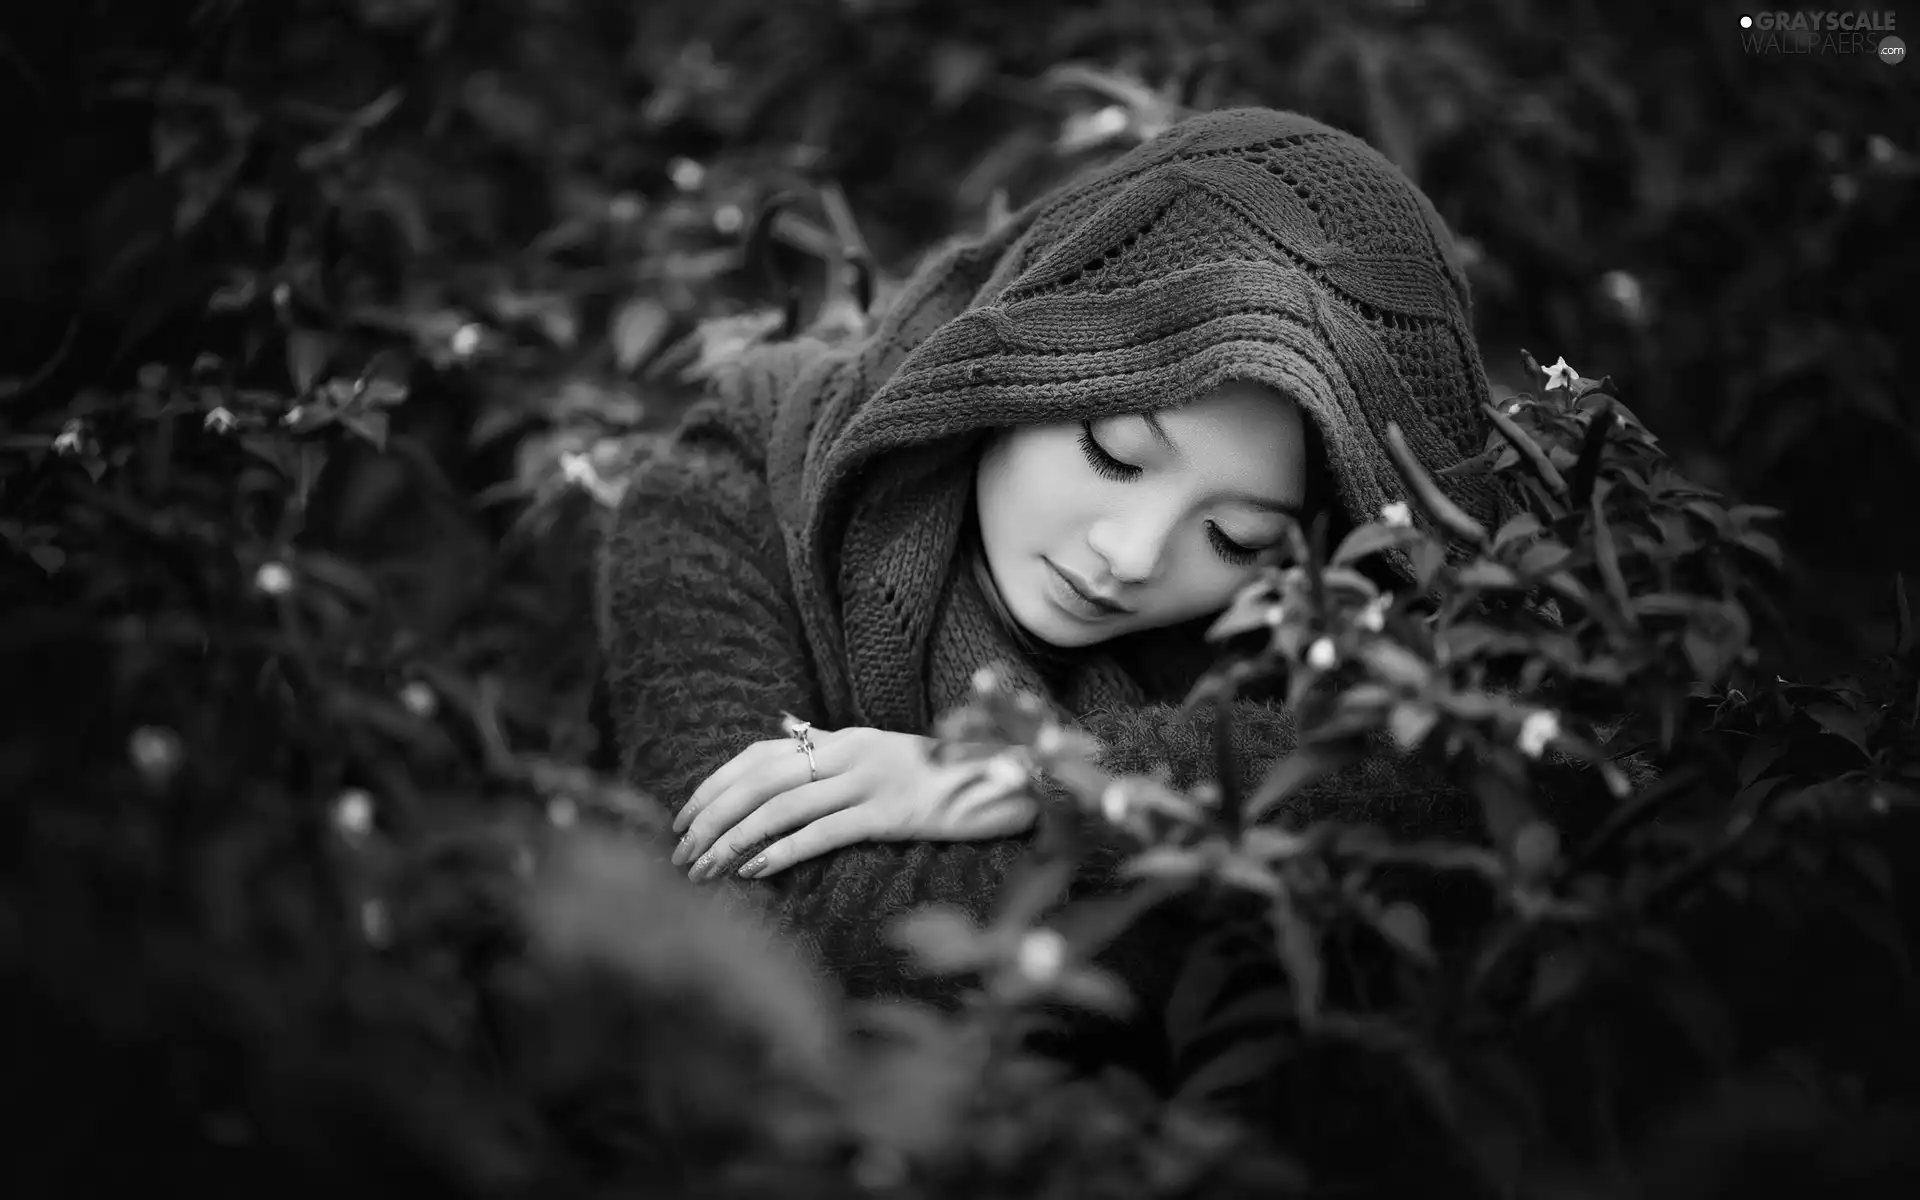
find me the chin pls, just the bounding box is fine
[1007,589,1114,650]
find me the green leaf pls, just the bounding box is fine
[1738,531,1784,569]
[1493,511,1542,549]
[1410,539,1447,587]
[1245,746,1344,825]
[1589,496,1632,613]
[1376,901,1433,964]
[1482,402,1568,496]
[286,330,336,396]
[341,411,389,452]
[610,297,671,372]
[1517,539,1572,576]
[1332,521,1416,567]
[1805,702,1873,760]
[1385,422,1487,544]
[1361,640,1433,689]
[1457,561,1522,590]
[1273,898,1324,1021]
[1737,738,1787,788]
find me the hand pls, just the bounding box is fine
[670,725,1038,882]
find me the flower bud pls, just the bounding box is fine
[1517,709,1560,758]
[399,681,437,718]
[128,725,183,785]
[1014,928,1067,984]
[333,789,375,838]
[1380,501,1413,528]
[254,561,294,596]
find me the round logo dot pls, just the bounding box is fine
[1740,14,1753,28]
[1881,35,1907,65]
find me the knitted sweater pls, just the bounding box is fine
[597,109,1535,1010]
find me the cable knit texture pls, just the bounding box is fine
[597,109,1533,1009]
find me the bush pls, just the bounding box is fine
[4,2,1918,1197]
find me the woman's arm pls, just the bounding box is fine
[594,406,1036,1005]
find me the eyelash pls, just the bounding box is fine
[1076,422,1260,567]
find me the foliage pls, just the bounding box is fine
[4,1,1919,1198]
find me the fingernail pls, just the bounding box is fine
[738,855,766,878]
[691,852,714,881]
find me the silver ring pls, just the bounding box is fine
[791,720,818,783]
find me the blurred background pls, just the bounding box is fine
[3,4,1919,1195]
[2,0,1916,718]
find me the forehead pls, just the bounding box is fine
[1155,380,1304,473]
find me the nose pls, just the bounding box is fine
[1086,510,1173,585]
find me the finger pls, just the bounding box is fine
[676,744,817,869]
[690,775,860,882]
[676,737,786,835]
[735,805,880,881]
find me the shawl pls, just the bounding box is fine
[736,106,1500,734]
[604,107,1557,1019]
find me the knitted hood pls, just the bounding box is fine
[754,107,1500,730]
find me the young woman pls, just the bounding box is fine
[595,107,1507,1012]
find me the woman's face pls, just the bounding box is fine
[974,379,1309,649]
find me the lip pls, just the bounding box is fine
[1043,558,1132,620]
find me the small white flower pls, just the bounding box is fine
[1100,782,1130,824]
[558,451,597,487]
[360,899,391,946]
[1307,637,1338,670]
[971,665,1000,694]
[128,725,183,779]
[203,407,237,434]
[1507,401,1524,415]
[333,789,375,838]
[1542,356,1580,390]
[606,192,644,223]
[53,420,86,456]
[399,681,437,718]
[1034,722,1065,756]
[254,561,294,596]
[711,203,744,235]
[1263,602,1287,629]
[272,282,292,309]
[1601,270,1645,322]
[667,156,706,192]
[1380,501,1413,528]
[281,405,304,427]
[982,752,1029,795]
[1014,928,1067,984]
[450,323,483,360]
[1355,595,1390,633]
[1518,709,1561,758]
[547,796,579,827]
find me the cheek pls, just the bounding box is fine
[977,432,1082,551]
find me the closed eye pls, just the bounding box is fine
[1080,422,1266,567]
[1077,422,1139,482]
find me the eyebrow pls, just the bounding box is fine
[1139,411,1305,520]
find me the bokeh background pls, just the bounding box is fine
[5,0,1916,699]
[4,3,1919,1195]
